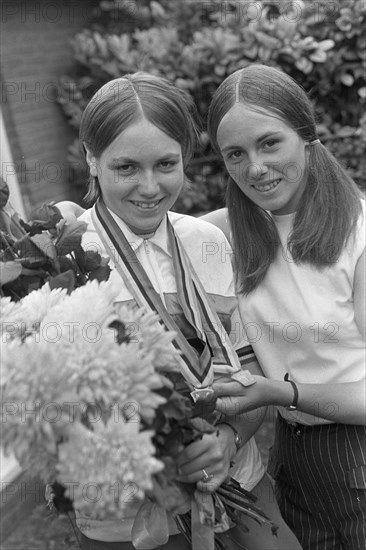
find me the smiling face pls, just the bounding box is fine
[93,118,184,235]
[217,103,309,215]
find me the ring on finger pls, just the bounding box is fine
[201,469,214,483]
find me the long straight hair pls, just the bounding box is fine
[208,64,363,294]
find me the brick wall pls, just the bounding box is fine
[1,0,99,215]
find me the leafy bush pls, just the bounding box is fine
[58,0,366,214]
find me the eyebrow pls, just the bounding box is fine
[220,131,283,153]
[108,153,181,168]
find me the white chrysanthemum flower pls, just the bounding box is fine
[41,280,120,342]
[1,338,79,478]
[57,330,166,423]
[1,297,27,341]
[0,297,25,381]
[14,284,68,329]
[115,305,181,372]
[0,296,22,322]
[58,419,163,519]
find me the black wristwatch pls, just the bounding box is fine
[218,422,243,452]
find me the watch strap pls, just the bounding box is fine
[284,372,299,411]
[218,422,243,451]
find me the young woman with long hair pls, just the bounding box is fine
[204,64,365,550]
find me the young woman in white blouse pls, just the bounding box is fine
[203,64,366,550]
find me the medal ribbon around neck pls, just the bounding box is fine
[92,199,240,392]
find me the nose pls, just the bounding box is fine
[138,170,160,196]
[245,154,269,181]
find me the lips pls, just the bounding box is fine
[130,199,163,209]
[252,179,281,192]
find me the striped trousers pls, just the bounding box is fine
[268,415,366,550]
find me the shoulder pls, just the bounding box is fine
[78,207,105,254]
[358,198,366,233]
[168,211,235,292]
[347,198,366,256]
[78,207,96,238]
[78,207,93,225]
[199,208,231,242]
[168,211,230,246]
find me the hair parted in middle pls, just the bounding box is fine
[208,64,362,294]
[80,72,199,204]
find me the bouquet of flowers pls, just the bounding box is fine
[0,178,277,549]
[0,176,110,299]
[1,280,184,518]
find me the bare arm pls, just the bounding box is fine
[214,375,366,425]
[354,247,366,339]
[216,304,267,461]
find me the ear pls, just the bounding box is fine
[83,143,94,164]
[84,144,98,177]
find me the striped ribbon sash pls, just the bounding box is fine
[92,200,240,392]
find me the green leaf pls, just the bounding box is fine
[20,205,62,236]
[29,203,63,230]
[0,261,22,286]
[317,39,335,52]
[58,256,76,273]
[0,177,10,208]
[15,236,45,262]
[30,233,57,260]
[309,50,327,63]
[48,270,76,293]
[73,243,87,272]
[295,57,313,74]
[255,31,280,50]
[84,250,105,271]
[0,209,12,235]
[20,256,49,269]
[87,263,111,282]
[20,267,48,277]
[340,73,354,86]
[9,213,27,239]
[55,220,87,256]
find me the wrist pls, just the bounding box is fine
[284,373,299,410]
[270,378,298,408]
[218,422,242,460]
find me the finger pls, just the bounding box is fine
[177,433,219,468]
[215,397,243,415]
[212,376,232,385]
[177,447,222,477]
[213,381,245,397]
[177,449,229,484]
[177,458,208,479]
[178,441,211,469]
[176,467,214,485]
